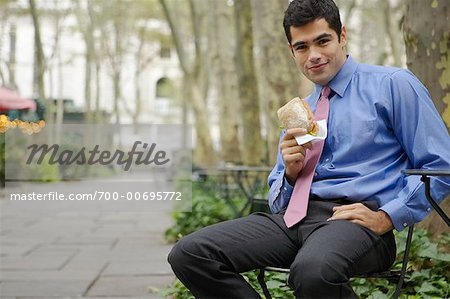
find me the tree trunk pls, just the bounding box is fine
[134,60,142,127]
[94,61,102,123]
[29,0,49,122]
[234,0,263,166]
[113,70,121,125]
[209,0,242,164]
[0,10,7,86]
[74,0,94,122]
[55,50,64,127]
[159,0,216,167]
[252,0,301,166]
[403,0,450,236]
[381,0,401,66]
[133,32,144,128]
[133,25,155,128]
[84,47,93,123]
[335,0,357,54]
[86,1,102,124]
[48,0,64,128]
[189,76,217,166]
[8,23,16,88]
[78,0,94,124]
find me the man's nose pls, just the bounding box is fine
[308,47,321,63]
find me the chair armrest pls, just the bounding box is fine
[402,169,450,227]
[402,169,450,177]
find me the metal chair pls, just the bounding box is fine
[252,169,450,299]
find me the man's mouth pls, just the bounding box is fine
[308,62,328,71]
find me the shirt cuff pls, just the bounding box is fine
[269,174,295,213]
[379,200,412,231]
[282,177,294,197]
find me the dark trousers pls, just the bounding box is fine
[168,199,397,299]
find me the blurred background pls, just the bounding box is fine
[1,0,448,165]
[2,0,438,167]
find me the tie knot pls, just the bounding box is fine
[321,86,331,98]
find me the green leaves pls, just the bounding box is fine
[164,181,239,243]
[366,290,390,299]
[417,242,450,262]
[352,229,450,299]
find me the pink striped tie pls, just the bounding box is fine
[283,86,331,227]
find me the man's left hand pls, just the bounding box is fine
[328,203,394,235]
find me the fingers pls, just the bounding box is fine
[328,203,368,221]
[303,141,313,151]
[327,204,393,235]
[281,133,309,160]
[282,144,306,156]
[280,129,314,181]
[328,210,365,222]
[280,138,299,150]
[284,128,307,139]
[332,203,364,212]
[281,130,312,153]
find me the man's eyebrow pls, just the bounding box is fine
[292,33,333,48]
[313,33,333,42]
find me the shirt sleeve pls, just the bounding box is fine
[379,69,450,231]
[268,131,294,213]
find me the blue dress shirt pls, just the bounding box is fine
[268,56,450,231]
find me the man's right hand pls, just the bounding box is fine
[280,128,312,185]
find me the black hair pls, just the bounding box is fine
[283,0,342,44]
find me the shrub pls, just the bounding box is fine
[165,181,238,243]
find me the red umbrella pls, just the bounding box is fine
[0,86,36,112]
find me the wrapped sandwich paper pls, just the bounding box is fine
[294,119,327,145]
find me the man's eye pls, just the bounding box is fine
[319,39,330,45]
[295,45,307,51]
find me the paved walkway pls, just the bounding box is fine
[0,174,176,298]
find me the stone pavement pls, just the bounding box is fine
[0,174,177,299]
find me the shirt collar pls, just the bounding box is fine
[312,55,358,99]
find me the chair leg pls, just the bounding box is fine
[393,225,414,299]
[257,269,272,299]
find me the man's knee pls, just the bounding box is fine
[168,236,194,267]
[289,253,348,295]
[167,239,186,271]
[167,232,215,271]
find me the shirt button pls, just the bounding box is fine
[283,187,287,191]
[314,172,318,177]
[427,208,431,212]
[403,223,408,227]
[325,158,330,162]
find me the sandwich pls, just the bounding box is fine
[277,97,318,135]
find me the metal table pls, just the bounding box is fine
[195,165,273,217]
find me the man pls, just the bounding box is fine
[168,0,450,298]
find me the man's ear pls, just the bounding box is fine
[340,25,347,47]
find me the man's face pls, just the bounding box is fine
[289,18,347,86]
